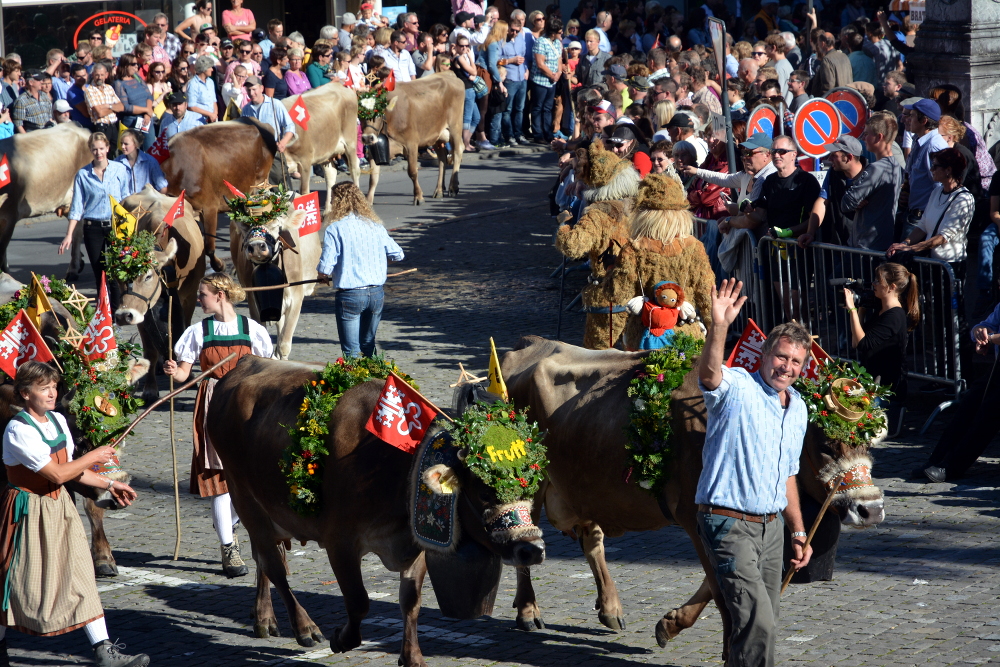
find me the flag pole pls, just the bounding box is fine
[389,371,454,423]
[168,296,182,561]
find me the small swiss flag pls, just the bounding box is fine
[365,374,437,453]
[81,273,117,361]
[384,69,396,92]
[0,310,55,378]
[345,68,354,89]
[290,95,310,131]
[0,155,10,188]
[149,134,171,164]
[163,190,185,227]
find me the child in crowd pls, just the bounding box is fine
[728,79,748,123]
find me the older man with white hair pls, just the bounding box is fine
[241,74,296,187]
[594,11,613,52]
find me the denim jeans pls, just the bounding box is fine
[978,222,999,291]
[530,81,556,142]
[463,87,481,131]
[502,79,527,141]
[334,285,384,358]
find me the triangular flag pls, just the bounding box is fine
[384,69,396,92]
[223,180,246,198]
[152,98,167,119]
[364,374,438,453]
[163,190,186,227]
[487,337,508,400]
[223,96,241,121]
[81,273,117,361]
[26,273,53,330]
[0,154,10,188]
[0,310,55,378]
[801,340,832,381]
[725,318,767,373]
[652,33,661,50]
[290,95,310,130]
[345,67,354,88]
[110,195,137,239]
[116,121,129,153]
[149,133,171,164]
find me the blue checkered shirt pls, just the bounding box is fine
[696,365,807,515]
[531,36,561,88]
[316,213,405,289]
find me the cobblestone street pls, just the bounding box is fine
[6,153,1000,666]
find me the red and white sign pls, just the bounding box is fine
[365,374,437,453]
[825,87,869,139]
[0,310,54,378]
[293,192,321,236]
[726,319,767,373]
[792,98,842,157]
[290,95,310,131]
[0,155,10,188]
[163,189,185,227]
[802,341,832,381]
[747,104,778,140]
[82,273,117,361]
[148,134,170,164]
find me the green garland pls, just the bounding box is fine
[102,230,158,284]
[283,356,418,515]
[624,334,704,495]
[357,87,389,121]
[0,276,92,327]
[448,400,547,504]
[226,184,293,227]
[794,358,891,446]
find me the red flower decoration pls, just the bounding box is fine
[302,450,312,458]
[820,410,828,417]
[529,463,540,470]
[518,478,528,487]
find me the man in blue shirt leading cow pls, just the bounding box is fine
[697,278,813,667]
[240,74,296,189]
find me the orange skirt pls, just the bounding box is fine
[190,379,228,497]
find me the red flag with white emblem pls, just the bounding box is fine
[384,69,396,92]
[293,192,321,236]
[0,155,10,188]
[0,310,54,378]
[801,341,832,381]
[223,180,245,198]
[365,374,437,453]
[163,190,185,227]
[345,68,354,89]
[148,134,171,164]
[290,95,310,131]
[81,273,117,361]
[725,319,767,373]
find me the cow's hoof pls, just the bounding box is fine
[209,254,225,272]
[141,387,160,404]
[654,614,681,648]
[432,191,443,199]
[516,614,545,631]
[94,561,118,578]
[598,612,625,632]
[295,627,324,647]
[254,619,279,639]
[398,653,428,667]
[330,626,361,653]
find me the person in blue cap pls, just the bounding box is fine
[900,97,949,239]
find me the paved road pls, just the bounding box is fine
[6,149,1000,666]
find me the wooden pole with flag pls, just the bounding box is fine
[168,296,181,560]
[487,337,508,400]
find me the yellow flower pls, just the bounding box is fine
[290,485,299,493]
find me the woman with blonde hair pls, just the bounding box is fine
[164,272,273,578]
[481,20,509,147]
[652,99,676,138]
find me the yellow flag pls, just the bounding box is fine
[26,273,53,329]
[487,337,508,400]
[116,121,128,152]
[110,195,136,239]
[223,97,241,121]
[153,99,167,119]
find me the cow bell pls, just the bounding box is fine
[365,133,392,166]
[425,538,502,619]
[251,263,285,323]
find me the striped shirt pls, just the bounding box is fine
[83,83,121,124]
[531,36,562,87]
[11,91,52,130]
[317,213,405,289]
[696,366,807,515]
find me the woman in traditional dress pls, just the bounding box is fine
[0,362,149,667]
[163,273,273,578]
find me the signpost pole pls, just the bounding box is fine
[709,18,737,173]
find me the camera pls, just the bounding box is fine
[829,278,879,310]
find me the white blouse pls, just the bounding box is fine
[916,184,975,262]
[3,411,73,473]
[174,316,274,364]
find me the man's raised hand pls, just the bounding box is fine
[711,278,748,328]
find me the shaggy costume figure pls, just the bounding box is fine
[602,174,715,350]
[555,141,642,349]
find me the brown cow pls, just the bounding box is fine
[114,186,206,402]
[360,72,465,205]
[502,337,885,655]
[207,358,546,666]
[161,117,276,271]
[281,82,361,208]
[0,124,91,274]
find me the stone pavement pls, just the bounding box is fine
[6,152,1000,666]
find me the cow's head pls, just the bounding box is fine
[359,97,397,146]
[115,239,177,326]
[800,428,885,528]
[235,209,307,267]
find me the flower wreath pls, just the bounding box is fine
[794,358,891,445]
[624,333,704,495]
[357,87,389,121]
[102,230,159,284]
[283,356,418,515]
[447,400,547,504]
[226,184,293,227]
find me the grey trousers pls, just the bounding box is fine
[697,511,784,667]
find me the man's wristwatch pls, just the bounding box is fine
[791,531,807,538]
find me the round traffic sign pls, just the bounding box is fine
[825,87,869,138]
[792,98,843,157]
[747,104,778,139]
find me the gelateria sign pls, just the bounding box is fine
[73,12,146,58]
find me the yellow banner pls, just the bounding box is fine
[153,99,167,119]
[110,195,136,239]
[26,273,53,329]
[487,337,508,400]
[223,97,241,122]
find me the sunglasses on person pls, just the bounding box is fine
[771,148,796,156]
[240,48,252,54]
[741,148,765,157]
[752,51,767,57]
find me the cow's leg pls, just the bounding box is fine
[274,287,302,360]
[579,523,625,631]
[397,552,428,667]
[137,321,161,404]
[323,162,339,216]
[250,534,324,646]
[202,206,225,272]
[655,576,714,646]
[432,142,447,199]
[327,545,369,654]
[366,163,381,204]
[407,145,424,205]
[513,567,545,631]
[448,127,464,198]
[344,141,361,189]
[253,548,281,638]
[84,499,117,577]
[67,222,85,281]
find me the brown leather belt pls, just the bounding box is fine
[698,504,778,524]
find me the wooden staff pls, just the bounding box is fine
[780,473,845,595]
[241,268,419,293]
[168,299,181,560]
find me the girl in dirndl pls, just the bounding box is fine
[0,362,150,667]
[163,273,272,578]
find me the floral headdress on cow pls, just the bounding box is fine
[357,87,389,121]
[795,359,891,446]
[226,182,293,227]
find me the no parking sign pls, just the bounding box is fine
[792,98,843,157]
[825,87,869,138]
[747,104,778,139]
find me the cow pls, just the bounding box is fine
[207,357,547,666]
[360,72,465,205]
[0,123,91,276]
[229,200,316,360]
[161,117,276,272]
[280,82,361,208]
[501,337,885,657]
[113,186,206,402]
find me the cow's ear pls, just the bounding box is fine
[154,238,178,266]
[387,96,399,112]
[0,194,7,209]
[423,464,460,495]
[127,358,151,385]
[280,208,307,234]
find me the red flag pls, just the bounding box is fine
[364,374,437,453]
[223,180,245,198]
[290,95,310,131]
[345,67,354,89]
[801,341,832,381]
[725,319,767,373]
[293,192,321,236]
[0,310,54,378]
[652,34,661,50]
[384,69,396,92]
[81,273,117,361]
[163,190,185,227]
[0,155,10,188]
[148,134,171,164]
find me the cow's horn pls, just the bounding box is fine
[457,448,468,461]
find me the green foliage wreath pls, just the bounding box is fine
[102,230,158,284]
[795,358,891,446]
[357,88,389,121]
[226,184,293,227]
